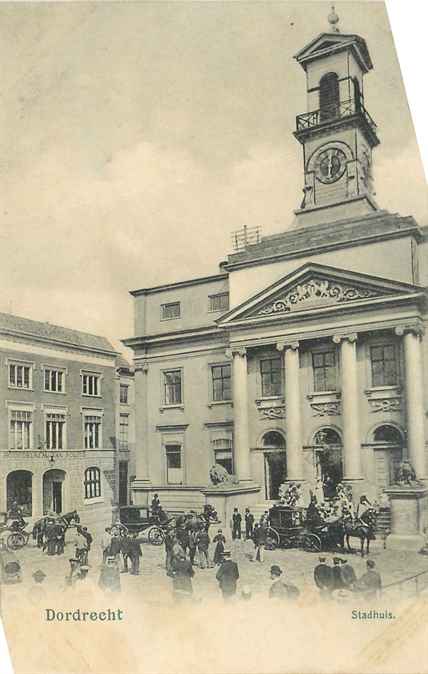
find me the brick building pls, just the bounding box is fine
[124,14,428,524]
[0,312,119,532]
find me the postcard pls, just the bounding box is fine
[0,2,427,673]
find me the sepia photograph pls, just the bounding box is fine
[0,1,427,673]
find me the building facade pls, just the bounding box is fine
[124,16,428,524]
[0,312,119,533]
[116,357,136,506]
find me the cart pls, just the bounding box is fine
[266,505,322,552]
[117,506,167,545]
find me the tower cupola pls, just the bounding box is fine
[292,6,380,226]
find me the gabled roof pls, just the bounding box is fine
[0,311,118,355]
[294,32,373,73]
[217,263,424,329]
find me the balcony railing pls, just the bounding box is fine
[296,98,377,136]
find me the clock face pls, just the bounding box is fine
[314,147,347,184]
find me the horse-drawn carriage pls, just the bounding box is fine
[265,505,325,552]
[116,506,169,545]
[266,502,377,556]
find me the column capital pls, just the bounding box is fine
[276,340,286,352]
[394,324,425,339]
[333,332,358,345]
[135,360,149,373]
[226,346,246,359]
[284,341,300,351]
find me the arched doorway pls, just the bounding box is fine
[319,72,340,121]
[6,471,33,516]
[313,428,343,498]
[262,431,287,500]
[43,469,66,515]
[372,424,404,489]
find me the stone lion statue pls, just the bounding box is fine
[209,463,232,485]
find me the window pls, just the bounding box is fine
[45,412,66,450]
[9,362,32,390]
[120,384,129,404]
[9,410,32,450]
[319,72,340,121]
[166,444,183,484]
[260,358,282,397]
[312,350,337,392]
[209,293,229,312]
[84,467,101,499]
[211,364,231,402]
[370,344,398,387]
[44,368,65,393]
[161,302,181,320]
[84,415,102,449]
[82,372,101,397]
[212,438,233,474]
[163,370,182,405]
[119,414,129,450]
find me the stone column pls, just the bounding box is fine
[32,472,43,518]
[395,325,426,478]
[132,361,151,503]
[333,333,363,482]
[231,348,252,482]
[281,341,304,480]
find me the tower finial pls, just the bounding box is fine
[328,4,340,32]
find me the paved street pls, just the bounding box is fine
[3,527,428,607]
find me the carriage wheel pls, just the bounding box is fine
[7,532,26,550]
[148,526,164,546]
[265,527,280,550]
[301,533,322,553]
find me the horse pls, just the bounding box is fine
[58,510,80,531]
[340,508,378,557]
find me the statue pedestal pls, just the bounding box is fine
[384,486,428,551]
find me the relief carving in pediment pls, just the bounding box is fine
[258,278,380,316]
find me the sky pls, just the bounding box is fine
[0,1,426,354]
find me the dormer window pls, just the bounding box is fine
[319,72,340,122]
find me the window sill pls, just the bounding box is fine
[43,389,67,395]
[255,396,284,403]
[208,400,233,408]
[160,316,181,322]
[82,394,103,399]
[365,385,401,394]
[8,386,33,392]
[84,496,104,505]
[307,391,340,400]
[159,405,184,413]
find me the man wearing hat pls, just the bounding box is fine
[339,557,357,589]
[313,556,334,599]
[216,550,239,600]
[98,556,121,593]
[231,508,242,540]
[332,557,346,590]
[171,550,194,602]
[269,565,299,600]
[355,559,382,600]
[244,508,254,540]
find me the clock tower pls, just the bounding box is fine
[293,7,380,227]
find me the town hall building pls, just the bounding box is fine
[124,11,428,524]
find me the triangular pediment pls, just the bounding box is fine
[217,263,423,327]
[294,32,372,73]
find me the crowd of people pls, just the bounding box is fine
[6,494,385,607]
